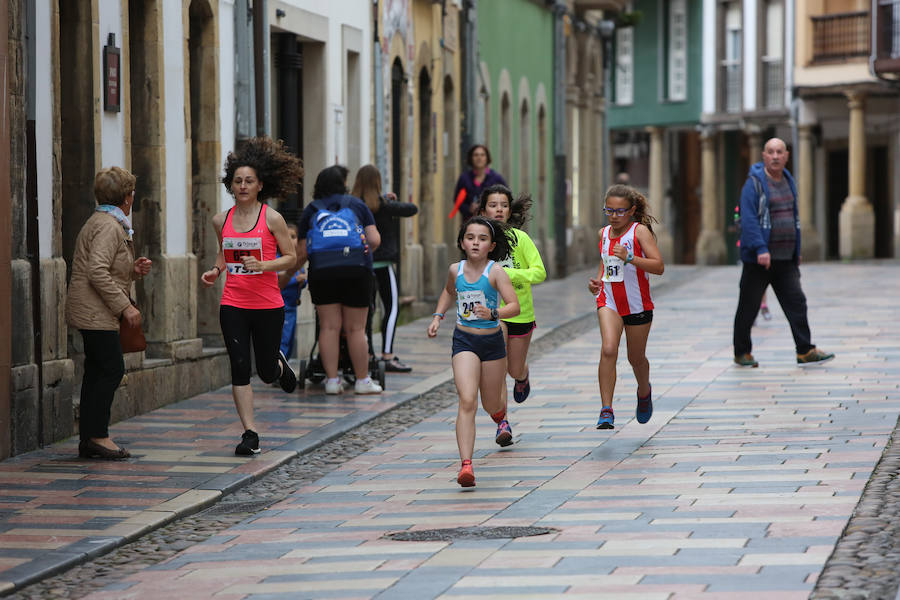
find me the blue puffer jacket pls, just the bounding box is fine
[739,162,801,264]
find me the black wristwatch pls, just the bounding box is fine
[490,308,499,321]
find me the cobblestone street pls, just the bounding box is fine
[3,263,900,599]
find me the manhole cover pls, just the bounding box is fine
[384,526,559,541]
[202,500,277,515]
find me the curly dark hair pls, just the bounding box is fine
[477,184,533,229]
[222,137,303,201]
[456,216,511,262]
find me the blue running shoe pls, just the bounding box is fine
[513,376,530,404]
[495,419,513,446]
[636,385,652,424]
[596,407,615,429]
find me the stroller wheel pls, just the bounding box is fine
[297,359,307,390]
[377,360,386,389]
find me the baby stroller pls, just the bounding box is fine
[297,286,386,391]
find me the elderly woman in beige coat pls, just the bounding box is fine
[65,167,152,460]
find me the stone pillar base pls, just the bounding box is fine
[695,230,728,265]
[146,338,204,361]
[655,229,675,265]
[800,222,823,262]
[10,359,75,454]
[425,242,448,301]
[566,225,592,270]
[400,243,423,302]
[838,196,875,259]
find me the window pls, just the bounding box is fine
[615,26,634,105]
[667,0,688,101]
[762,0,784,108]
[721,2,742,113]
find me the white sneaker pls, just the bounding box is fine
[324,379,343,395]
[354,379,383,395]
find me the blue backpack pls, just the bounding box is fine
[305,195,369,271]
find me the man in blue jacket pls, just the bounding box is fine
[733,138,834,368]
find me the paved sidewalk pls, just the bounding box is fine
[68,262,900,599]
[0,264,695,595]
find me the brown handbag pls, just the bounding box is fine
[119,300,147,353]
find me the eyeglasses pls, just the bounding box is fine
[603,207,631,216]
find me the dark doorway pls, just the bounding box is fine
[391,58,405,201]
[826,148,849,260]
[870,146,891,257]
[418,66,432,262]
[275,33,303,221]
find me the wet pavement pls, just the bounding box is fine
[3,262,900,599]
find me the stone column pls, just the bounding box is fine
[695,128,727,264]
[797,124,822,261]
[839,91,875,259]
[746,125,763,163]
[646,126,674,262]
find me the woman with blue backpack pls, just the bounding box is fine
[296,165,382,395]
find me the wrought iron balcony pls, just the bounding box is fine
[720,63,742,113]
[874,0,900,74]
[811,11,870,62]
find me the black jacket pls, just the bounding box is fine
[372,196,418,263]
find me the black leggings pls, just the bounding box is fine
[220,305,284,386]
[374,265,400,354]
[79,329,125,440]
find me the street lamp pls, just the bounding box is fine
[597,19,616,193]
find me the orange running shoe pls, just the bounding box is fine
[457,459,475,487]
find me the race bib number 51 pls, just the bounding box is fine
[457,290,487,321]
[601,254,625,283]
[223,237,263,275]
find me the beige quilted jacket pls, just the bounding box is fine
[65,211,136,331]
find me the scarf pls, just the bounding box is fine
[96,204,134,237]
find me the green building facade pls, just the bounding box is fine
[476,0,555,252]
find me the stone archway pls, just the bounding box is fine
[188,0,221,340]
[58,0,95,275]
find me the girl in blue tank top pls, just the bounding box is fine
[427,217,520,488]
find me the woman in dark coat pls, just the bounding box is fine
[451,144,507,220]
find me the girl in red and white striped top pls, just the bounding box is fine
[588,185,664,430]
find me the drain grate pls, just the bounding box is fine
[384,526,559,542]
[202,500,278,515]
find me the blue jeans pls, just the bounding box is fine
[280,307,297,358]
[733,260,813,357]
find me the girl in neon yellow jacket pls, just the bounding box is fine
[478,184,546,406]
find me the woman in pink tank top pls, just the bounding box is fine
[200,137,302,457]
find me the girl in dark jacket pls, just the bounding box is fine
[351,164,418,372]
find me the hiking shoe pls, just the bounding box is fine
[235,430,260,456]
[596,407,615,430]
[457,459,475,487]
[325,379,343,394]
[797,348,834,365]
[495,419,513,447]
[760,304,772,321]
[354,378,383,395]
[277,351,297,393]
[384,356,412,372]
[513,376,531,404]
[636,385,652,424]
[734,353,759,368]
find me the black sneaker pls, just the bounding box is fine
[235,429,260,456]
[384,356,412,372]
[277,351,297,393]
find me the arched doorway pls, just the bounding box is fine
[519,97,530,194]
[443,75,457,244]
[390,58,407,204]
[500,92,511,182]
[418,67,433,293]
[59,0,95,274]
[129,0,162,261]
[188,0,221,339]
[537,104,548,244]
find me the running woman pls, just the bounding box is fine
[588,184,664,430]
[477,185,546,405]
[201,137,302,456]
[427,217,520,487]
